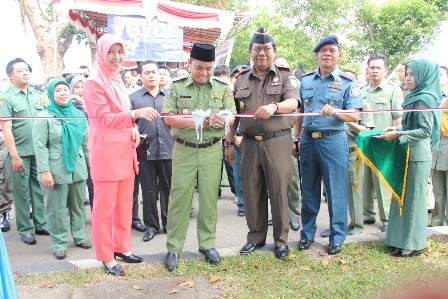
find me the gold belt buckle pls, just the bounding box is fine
[255,135,263,141]
[311,132,321,138]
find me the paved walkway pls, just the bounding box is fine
[5,187,447,298]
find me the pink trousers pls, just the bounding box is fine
[92,177,134,261]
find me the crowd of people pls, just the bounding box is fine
[0,27,447,277]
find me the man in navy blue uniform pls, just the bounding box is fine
[294,35,362,255]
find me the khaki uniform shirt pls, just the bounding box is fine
[361,80,403,130]
[162,75,236,142]
[346,100,375,148]
[234,64,299,135]
[0,85,46,156]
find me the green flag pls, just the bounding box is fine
[355,130,410,215]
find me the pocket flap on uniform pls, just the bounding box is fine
[267,87,281,95]
[49,152,61,159]
[12,104,27,113]
[103,133,128,142]
[235,90,251,99]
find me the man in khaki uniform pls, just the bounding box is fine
[362,54,403,232]
[162,44,236,271]
[0,58,48,245]
[225,27,300,260]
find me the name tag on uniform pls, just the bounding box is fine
[305,86,313,90]
[271,83,282,86]
[179,95,191,99]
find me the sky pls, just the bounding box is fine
[0,0,446,83]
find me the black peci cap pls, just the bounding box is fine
[190,43,215,62]
[250,27,275,45]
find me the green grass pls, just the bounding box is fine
[15,238,448,298]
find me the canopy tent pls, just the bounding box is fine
[53,0,243,45]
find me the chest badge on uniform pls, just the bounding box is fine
[305,99,310,106]
[329,100,334,107]
[240,101,245,110]
[182,109,189,114]
[0,97,4,108]
[273,77,279,83]
[330,79,341,92]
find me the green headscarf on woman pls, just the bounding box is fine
[403,58,442,148]
[46,79,88,173]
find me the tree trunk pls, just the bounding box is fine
[17,0,72,80]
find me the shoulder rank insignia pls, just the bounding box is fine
[172,75,189,82]
[212,76,229,85]
[302,70,317,78]
[340,71,356,81]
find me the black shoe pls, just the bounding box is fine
[54,250,66,259]
[35,228,50,236]
[0,212,10,232]
[237,207,245,217]
[393,248,425,258]
[320,228,330,238]
[143,228,158,242]
[163,227,167,233]
[103,262,125,276]
[274,246,289,260]
[327,243,342,255]
[382,225,388,232]
[114,252,143,263]
[76,240,92,249]
[132,221,146,232]
[268,219,273,226]
[21,233,36,245]
[363,219,375,225]
[298,240,313,251]
[239,242,266,255]
[289,221,300,231]
[165,253,180,272]
[199,248,221,265]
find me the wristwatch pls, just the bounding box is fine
[223,140,234,147]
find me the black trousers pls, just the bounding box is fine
[139,159,172,231]
[132,174,141,223]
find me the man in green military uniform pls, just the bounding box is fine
[362,54,403,232]
[162,44,236,271]
[346,98,375,235]
[0,58,48,245]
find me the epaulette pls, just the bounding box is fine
[274,64,291,72]
[302,70,316,78]
[340,71,356,81]
[212,76,229,85]
[172,75,189,82]
[239,68,251,75]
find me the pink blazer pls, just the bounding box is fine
[84,80,138,182]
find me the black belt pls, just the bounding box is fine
[244,130,290,141]
[303,129,345,139]
[175,137,220,149]
[349,147,356,153]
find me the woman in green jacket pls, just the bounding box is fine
[33,79,91,259]
[379,58,442,257]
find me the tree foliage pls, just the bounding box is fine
[229,11,316,72]
[276,0,446,76]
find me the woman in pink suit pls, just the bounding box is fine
[84,34,159,276]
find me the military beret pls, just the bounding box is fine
[251,27,276,45]
[230,65,251,77]
[313,35,341,53]
[190,43,215,62]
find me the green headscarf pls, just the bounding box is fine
[46,79,88,173]
[403,58,442,148]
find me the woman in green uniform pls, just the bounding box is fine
[379,58,442,257]
[33,79,91,259]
